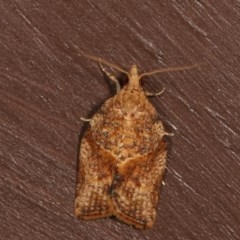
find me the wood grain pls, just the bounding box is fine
[1,1,240,239]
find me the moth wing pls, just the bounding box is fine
[75,131,116,220]
[112,140,167,229]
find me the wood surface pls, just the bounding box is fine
[1,1,240,240]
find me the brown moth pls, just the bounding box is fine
[74,50,199,229]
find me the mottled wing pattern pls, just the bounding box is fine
[75,61,170,228]
[112,139,167,229]
[75,130,117,219]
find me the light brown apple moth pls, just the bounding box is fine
[74,49,199,229]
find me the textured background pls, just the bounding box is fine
[1,1,240,240]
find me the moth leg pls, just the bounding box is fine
[152,121,174,138]
[164,132,174,136]
[80,117,91,122]
[99,63,121,93]
[145,88,165,97]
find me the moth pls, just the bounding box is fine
[74,49,199,229]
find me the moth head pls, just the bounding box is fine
[129,64,138,77]
[127,64,141,89]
